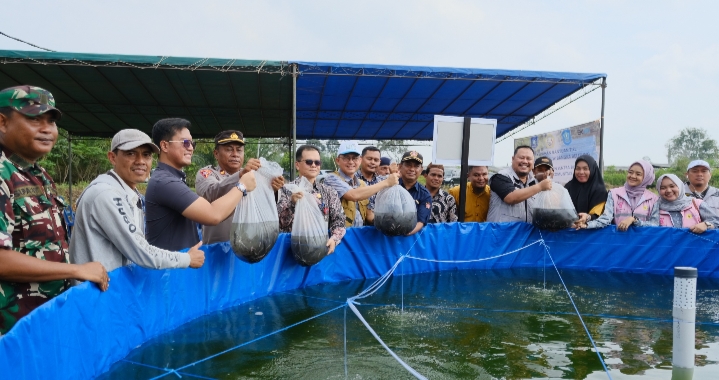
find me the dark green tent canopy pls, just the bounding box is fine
[0,50,293,138]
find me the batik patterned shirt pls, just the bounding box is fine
[0,147,70,335]
[429,188,458,223]
[357,171,386,211]
[277,177,346,243]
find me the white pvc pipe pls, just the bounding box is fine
[672,266,696,380]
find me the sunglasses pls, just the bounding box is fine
[299,159,322,167]
[167,139,197,149]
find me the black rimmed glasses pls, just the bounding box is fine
[167,139,197,149]
[300,159,322,167]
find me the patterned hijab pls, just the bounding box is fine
[624,160,654,208]
[657,173,692,212]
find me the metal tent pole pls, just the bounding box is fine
[68,133,73,206]
[291,63,298,181]
[599,78,607,173]
[457,116,471,222]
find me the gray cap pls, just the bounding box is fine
[111,129,160,154]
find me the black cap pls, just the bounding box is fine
[401,151,423,164]
[534,156,553,169]
[214,130,245,145]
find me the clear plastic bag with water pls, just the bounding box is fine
[532,183,578,230]
[285,177,329,266]
[230,158,283,263]
[374,185,417,236]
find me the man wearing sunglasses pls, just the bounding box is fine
[146,118,257,251]
[195,130,284,244]
[324,141,399,227]
[70,129,205,272]
[276,145,345,254]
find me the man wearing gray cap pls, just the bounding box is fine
[70,129,205,272]
[685,159,719,215]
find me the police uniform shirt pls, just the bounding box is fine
[398,178,432,225]
[195,165,241,244]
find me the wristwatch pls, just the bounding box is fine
[706,222,715,229]
[235,182,248,197]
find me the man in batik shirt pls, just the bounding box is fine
[0,85,109,335]
[277,145,345,253]
[424,163,458,223]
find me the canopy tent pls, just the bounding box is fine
[0,50,606,141]
[0,50,294,138]
[295,62,605,140]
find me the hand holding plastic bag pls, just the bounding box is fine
[230,158,283,263]
[285,177,329,266]
[532,182,578,230]
[374,185,417,236]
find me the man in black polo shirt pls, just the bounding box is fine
[487,145,552,223]
[145,118,257,251]
[398,151,432,235]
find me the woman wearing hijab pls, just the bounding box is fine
[565,155,607,226]
[580,160,659,231]
[653,173,718,234]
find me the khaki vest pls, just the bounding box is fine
[331,172,369,227]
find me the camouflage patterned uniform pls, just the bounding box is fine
[0,85,68,335]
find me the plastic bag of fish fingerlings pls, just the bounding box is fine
[285,177,330,266]
[230,158,283,263]
[374,185,417,236]
[532,183,578,230]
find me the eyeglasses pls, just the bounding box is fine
[300,159,322,167]
[167,139,197,149]
[339,155,360,162]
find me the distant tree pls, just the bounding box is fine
[666,127,719,165]
[376,140,407,162]
[305,139,326,151]
[40,130,112,184]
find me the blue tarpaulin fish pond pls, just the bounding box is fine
[1,223,718,379]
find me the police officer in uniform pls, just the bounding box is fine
[195,130,284,244]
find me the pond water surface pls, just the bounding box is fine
[100,268,719,379]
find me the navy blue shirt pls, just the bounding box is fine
[399,179,432,225]
[145,163,200,251]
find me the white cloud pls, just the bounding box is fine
[1,0,718,165]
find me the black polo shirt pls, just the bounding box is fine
[145,162,200,250]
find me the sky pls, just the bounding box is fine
[2,0,718,167]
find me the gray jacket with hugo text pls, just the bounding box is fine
[69,172,191,272]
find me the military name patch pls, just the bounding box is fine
[14,185,44,198]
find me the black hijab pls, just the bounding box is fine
[564,155,607,214]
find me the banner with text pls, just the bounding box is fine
[514,120,601,184]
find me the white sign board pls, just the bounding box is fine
[432,115,496,166]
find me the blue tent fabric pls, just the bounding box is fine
[1,223,713,379]
[295,62,606,140]
[0,51,605,140]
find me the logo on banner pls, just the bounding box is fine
[562,129,572,145]
[530,136,538,149]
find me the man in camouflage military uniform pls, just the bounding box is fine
[0,85,109,335]
[195,130,284,244]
